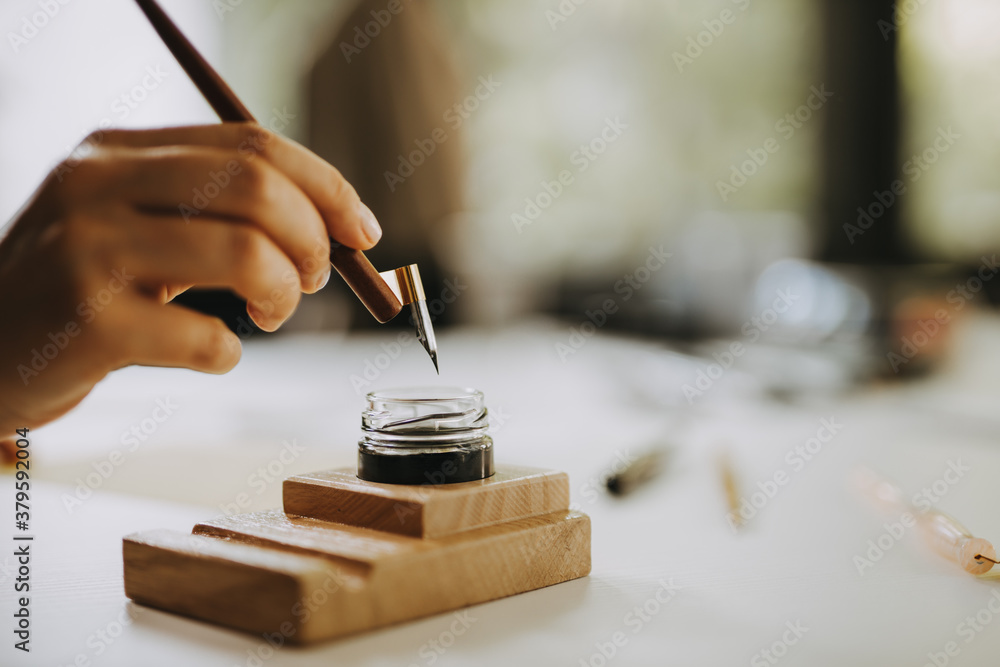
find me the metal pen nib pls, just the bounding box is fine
[379,263,439,373]
[410,299,439,374]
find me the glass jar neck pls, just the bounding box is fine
[361,387,490,448]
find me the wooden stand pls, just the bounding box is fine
[122,466,591,643]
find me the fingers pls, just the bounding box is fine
[81,145,331,294]
[0,439,15,466]
[160,284,193,303]
[122,213,302,331]
[95,124,382,250]
[115,295,242,374]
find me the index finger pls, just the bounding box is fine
[96,124,383,250]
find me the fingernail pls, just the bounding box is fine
[247,302,263,323]
[248,303,275,331]
[316,266,332,291]
[357,202,382,244]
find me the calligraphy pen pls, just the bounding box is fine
[854,467,998,575]
[132,0,439,372]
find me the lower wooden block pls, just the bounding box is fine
[123,530,347,642]
[124,509,590,642]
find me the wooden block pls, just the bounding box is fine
[123,530,358,643]
[124,464,590,642]
[283,465,569,538]
[125,510,590,642]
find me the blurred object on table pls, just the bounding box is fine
[305,0,465,329]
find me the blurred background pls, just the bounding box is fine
[5,0,1000,488]
[9,7,1000,663]
[5,0,1000,356]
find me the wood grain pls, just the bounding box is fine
[123,530,351,642]
[125,510,590,642]
[124,465,589,642]
[283,465,570,538]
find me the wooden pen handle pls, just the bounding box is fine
[331,246,402,323]
[135,0,400,323]
[134,0,252,122]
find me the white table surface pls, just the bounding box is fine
[5,316,1000,666]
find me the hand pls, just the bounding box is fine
[0,123,381,433]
